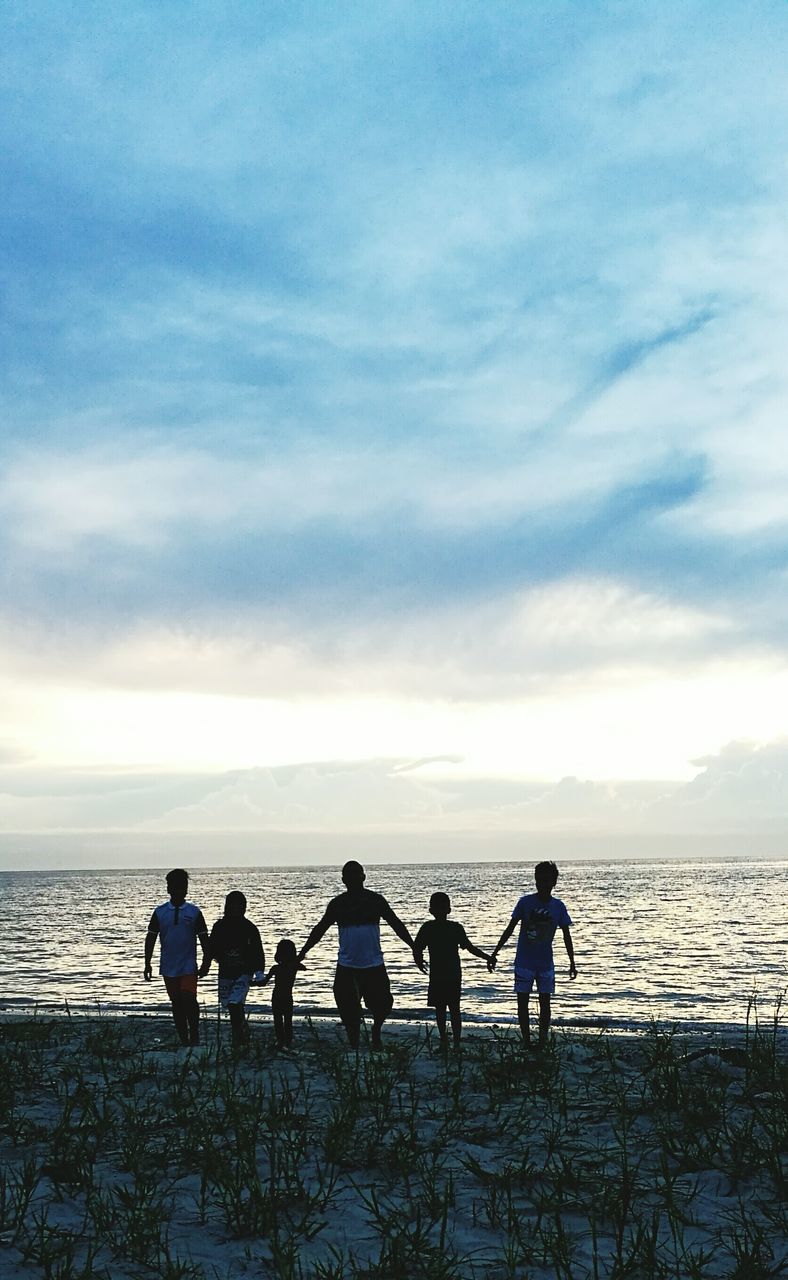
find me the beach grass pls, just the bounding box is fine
[0,1000,785,1279]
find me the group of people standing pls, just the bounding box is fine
[144,860,577,1052]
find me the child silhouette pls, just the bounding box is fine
[413,892,491,1049]
[259,939,304,1049]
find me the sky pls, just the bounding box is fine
[2,2,788,867]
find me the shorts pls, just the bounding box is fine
[333,963,393,1020]
[514,966,555,996]
[427,975,461,1009]
[163,974,198,999]
[218,974,252,1008]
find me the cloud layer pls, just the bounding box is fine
[2,3,788,850]
[1,741,786,846]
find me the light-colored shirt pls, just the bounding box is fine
[148,901,208,977]
[321,888,399,969]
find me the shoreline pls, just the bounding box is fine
[2,1000,784,1047]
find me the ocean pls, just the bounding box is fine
[1,858,786,1033]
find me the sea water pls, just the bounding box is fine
[1,858,786,1033]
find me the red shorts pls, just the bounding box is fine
[163,974,198,999]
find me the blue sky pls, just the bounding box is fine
[2,2,788,862]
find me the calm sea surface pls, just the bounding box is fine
[1,859,786,1032]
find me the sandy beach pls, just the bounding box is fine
[0,1008,785,1279]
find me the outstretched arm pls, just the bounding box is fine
[412,925,428,974]
[380,902,416,950]
[381,902,427,971]
[489,918,517,970]
[459,927,492,965]
[196,913,211,977]
[562,926,577,978]
[196,912,210,957]
[297,911,333,962]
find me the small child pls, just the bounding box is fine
[199,891,266,1048]
[413,892,492,1049]
[490,861,577,1051]
[258,939,304,1049]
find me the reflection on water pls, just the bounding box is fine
[1,858,786,1031]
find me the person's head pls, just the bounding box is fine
[429,891,451,920]
[342,860,366,890]
[534,861,559,898]
[224,890,247,918]
[166,868,189,901]
[275,938,298,964]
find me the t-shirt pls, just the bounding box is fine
[413,920,471,983]
[511,894,572,972]
[206,917,265,980]
[321,888,401,968]
[147,901,208,978]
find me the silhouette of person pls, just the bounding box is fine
[490,861,577,1050]
[199,890,265,1048]
[258,938,304,1049]
[413,891,492,1050]
[144,868,209,1047]
[297,860,424,1050]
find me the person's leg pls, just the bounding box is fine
[178,974,200,1046]
[173,994,190,1045]
[534,968,555,1050]
[537,994,551,1049]
[164,978,190,1045]
[448,1000,462,1048]
[517,992,531,1046]
[273,1004,285,1047]
[515,968,537,1048]
[228,1002,246,1046]
[283,999,293,1048]
[434,1002,448,1047]
[183,994,200,1046]
[362,966,393,1050]
[334,965,362,1049]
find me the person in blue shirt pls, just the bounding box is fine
[490,861,577,1050]
[144,868,210,1047]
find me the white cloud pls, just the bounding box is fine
[0,576,736,701]
[645,739,788,832]
[2,740,787,846]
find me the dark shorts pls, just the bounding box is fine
[333,963,393,1021]
[427,974,461,1009]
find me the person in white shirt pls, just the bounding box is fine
[144,868,209,1047]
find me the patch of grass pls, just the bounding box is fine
[0,1005,785,1278]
